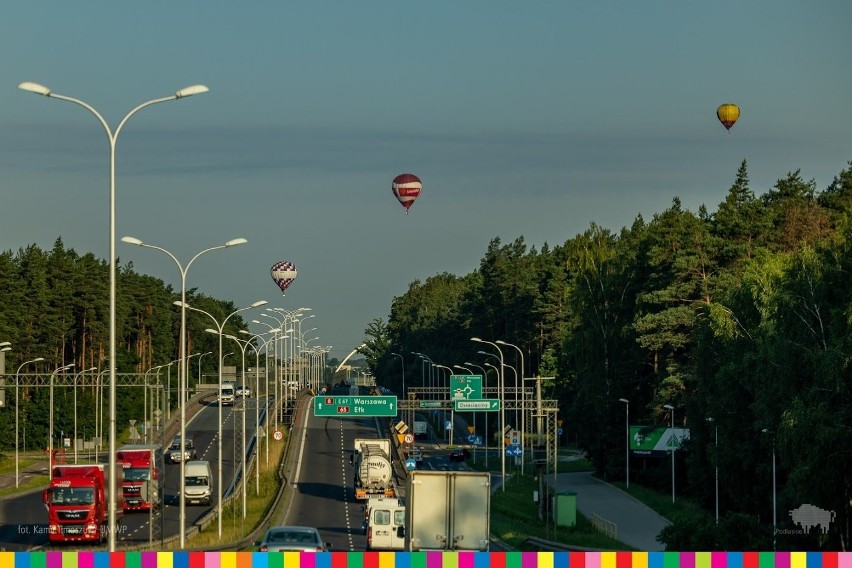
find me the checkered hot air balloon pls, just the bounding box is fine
[392,173,422,214]
[270,260,297,293]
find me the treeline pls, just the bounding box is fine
[0,238,253,456]
[364,160,852,550]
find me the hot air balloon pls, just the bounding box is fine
[716,103,740,131]
[270,260,297,293]
[392,173,422,214]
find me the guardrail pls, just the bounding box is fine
[591,513,618,540]
[524,536,606,552]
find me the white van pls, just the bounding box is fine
[365,497,405,550]
[219,382,235,406]
[183,460,212,505]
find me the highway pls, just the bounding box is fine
[0,396,260,551]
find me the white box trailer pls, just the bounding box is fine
[405,470,490,551]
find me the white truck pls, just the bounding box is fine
[218,382,236,406]
[351,438,396,500]
[364,497,406,550]
[405,470,491,551]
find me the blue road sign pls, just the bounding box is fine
[557,427,564,436]
[405,458,416,471]
[473,435,483,446]
[445,420,453,431]
[467,434,477,444]
[505,444,523,457]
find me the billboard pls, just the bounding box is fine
[629,426,690,457]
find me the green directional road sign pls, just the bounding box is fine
[453,399,500,412]
[450,375,482,401]
[419,401,443,408]
[313,395,397,417]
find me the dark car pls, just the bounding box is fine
[448,448,470,462]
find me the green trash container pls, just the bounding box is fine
[553,491,577,527]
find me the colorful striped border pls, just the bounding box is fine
[0,552,849,568]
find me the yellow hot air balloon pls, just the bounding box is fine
[716,103,740,131]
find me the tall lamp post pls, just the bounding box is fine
[49,364,75,481]
[74,367,97,464]
[496,340,526,471]
[184,299,267,537]
[619,398,629,488]
[762,428,777,550]
[20,81,208,552]
[240,329,281,483]
[433,364,454,444]
[706,417,719,523]
[663,404,676,503]
[122,235,247,549]
[16,357,44,487]
[390,352,405,403]
[198,351,214,386]
[472,337,507,492]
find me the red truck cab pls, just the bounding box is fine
[43,464,122,543]
[116,445,160,512]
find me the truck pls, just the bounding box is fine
[116,444,160,512]
[405,470,490,551]
[413,421,428,440]
[351,437,396,500]
[43,464,123,544]
[365,497,406,551]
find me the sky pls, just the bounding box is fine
[2,1,851,361]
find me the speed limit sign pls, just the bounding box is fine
[273,429,283,441]
[403,433,414,444]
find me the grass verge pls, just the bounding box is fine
[186,435,288,549]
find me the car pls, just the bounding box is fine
[236,385,252,398]
[448,447,470,462]
[165,437,197,464]
[409,448,424,466]
[254,525,330,552]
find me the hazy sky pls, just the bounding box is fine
[2,1,851,360]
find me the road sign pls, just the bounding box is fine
[313,395,397,417]
[454,399,500,412]
[403,433,414,444]
[473,435,483,446]
[273,429,283,441]
[445,420,453,431]
[450,375,482,401]
[557,428,564,436]
[405,458,416,471]
[419,401,443,408]
[467,434,478,444]
[506,444,523,457]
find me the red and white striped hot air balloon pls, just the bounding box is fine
[392,173,422,214]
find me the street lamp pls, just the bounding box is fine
[184,299,267,537]
[762,428,777,550]
[433,364,454,444]
[663,404,675,503]
[224,333,254,518]
[74,367,97,463]
[619,398,629,488]
[49,363,75,481]
[472,337,507,492]
[390,353,405,403]
[240,328,281,483]
[16,357,43,487]
[123,235,247,549]
[198,351,214,386]
[496,340,526,471]
[707,417,719,523]
[20,81,208,552]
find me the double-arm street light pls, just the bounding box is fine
[390,353,405,402]
[663,404,676,503]
[240,329,281,478]
[49,364,75,481]
[471,337,507,492]
[123,235,247,548]
[20,81,208,551]
[16,357,44,487]
[185,299,267,537]
[496,340,526,471]
[74,367,97,463]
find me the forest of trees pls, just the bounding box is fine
[361,160,852,550]
[0,239,254,463]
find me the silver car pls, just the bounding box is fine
[255,525,330,552]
